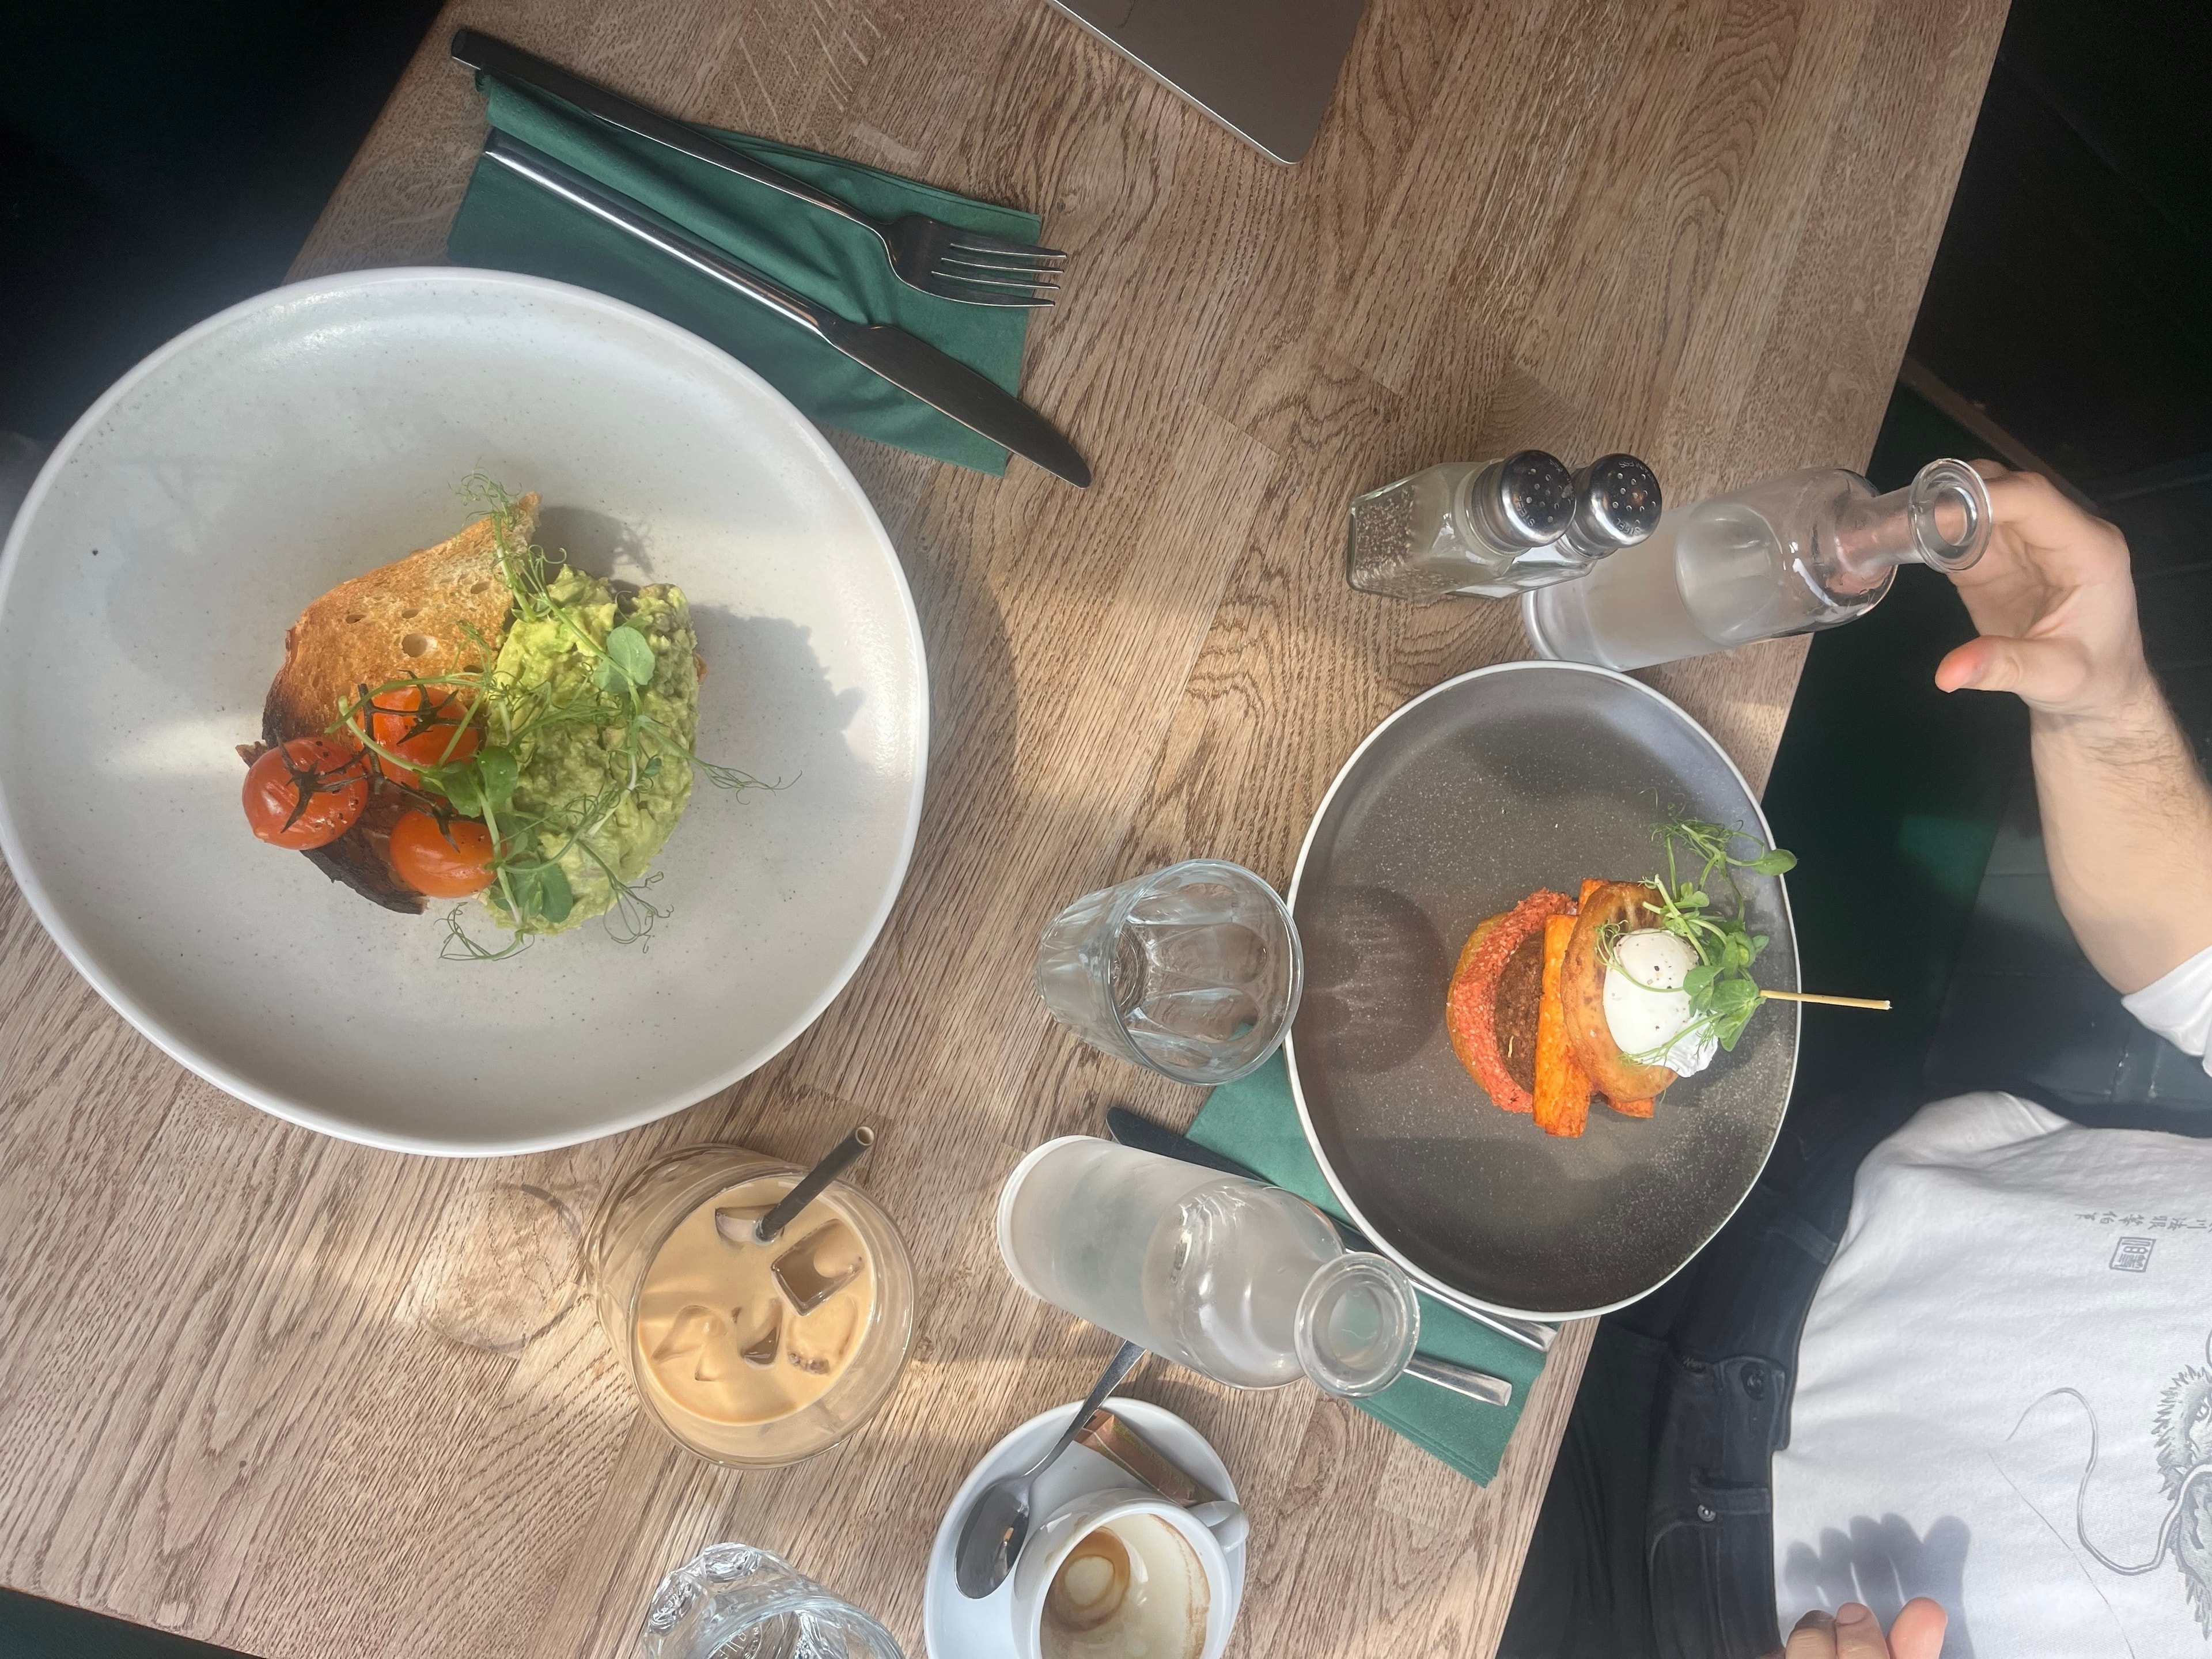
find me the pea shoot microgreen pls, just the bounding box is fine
[328,475,782,957]
[1601,808,1798,1060]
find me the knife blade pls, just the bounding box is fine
[1102,1105,1558,1353]
[479,133,1090,486]
[455,28,788,190]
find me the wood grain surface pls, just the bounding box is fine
[0,0,2004,1653]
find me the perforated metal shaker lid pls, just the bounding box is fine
[1472,450,1575,550]
[1569,453,1663,552]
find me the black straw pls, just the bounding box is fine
[755,1126,875,1244]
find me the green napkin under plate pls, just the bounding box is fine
[1189,1051,1551,1486]
[448,75,1037,475]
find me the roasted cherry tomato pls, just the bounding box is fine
[355,685,479,789]
[243,737,369,850]
[389,809,498,897]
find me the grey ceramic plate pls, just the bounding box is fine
[1286,662,1797,1320]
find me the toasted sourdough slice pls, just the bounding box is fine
[1560,880,1678,1104]
[249,495,535,912]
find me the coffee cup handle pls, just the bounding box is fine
[1189,1499,1248,1554]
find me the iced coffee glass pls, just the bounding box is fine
[592,1145,916,1467]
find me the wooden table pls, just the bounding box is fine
[0,0,2003,1653]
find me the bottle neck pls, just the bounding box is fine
[1824,457,1990,595]
[1293,1251,1421,1397]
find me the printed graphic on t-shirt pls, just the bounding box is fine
[1997,1329,2212,1639]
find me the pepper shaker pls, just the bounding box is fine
[1346,450,1660,603]
[1452,454,1662,596]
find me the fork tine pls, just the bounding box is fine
[942,263,1062,290]
[943,227,1067,259]
[938,256,1063,287]
[945,245,1067,272]
[935,279,1060,301]
[942,250,1066,278]
[923,275,1055,308]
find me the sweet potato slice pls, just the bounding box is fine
[1609,1096,1656,1119]
[1560,881,1679,1105]
[1533,915,1591,1137]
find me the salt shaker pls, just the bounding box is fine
[1346,451,1660,603]
[1451,454,1662,596]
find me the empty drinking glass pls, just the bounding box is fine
[641,1543,904,1659]
[1033,859,1302,1086]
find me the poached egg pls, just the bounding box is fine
[1603,929,1717,1077]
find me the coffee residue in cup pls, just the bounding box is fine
[1040,1514,1207,1659]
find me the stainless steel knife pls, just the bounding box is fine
[479,132,1090,487]
[1102,1105,1558,1353]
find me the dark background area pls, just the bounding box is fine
[1908,0,2212,488]
[1,0,444,442]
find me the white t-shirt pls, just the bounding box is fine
[1771,944,2212,1658]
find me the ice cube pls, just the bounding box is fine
[785,1297,860,1377]
[771,1221,866,1314]
[714,1204,775,1247]
[651,1304,727,1382]
[737,1301,781,1369]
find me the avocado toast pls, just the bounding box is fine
[241,480,756,953]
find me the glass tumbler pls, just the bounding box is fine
[1033,859,1303,1086]
[642,1542,904,1659]
[591,1145,916,1467]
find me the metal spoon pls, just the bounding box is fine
[954,1340,1145,1599]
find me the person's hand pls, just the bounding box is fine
[1763,1598,1947,1659]
[1934,462,2156,719]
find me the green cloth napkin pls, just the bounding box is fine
[446,75,1039,475]
[1190,1052,1552,1486]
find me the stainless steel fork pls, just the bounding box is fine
[452,29,1065,308]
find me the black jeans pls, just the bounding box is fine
[1498,1152,1859,1659]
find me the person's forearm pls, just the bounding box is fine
[2032,675,2212,993]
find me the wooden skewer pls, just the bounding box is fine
[1759,989,1891,1010]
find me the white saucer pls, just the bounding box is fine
[922,1395,1245,1658]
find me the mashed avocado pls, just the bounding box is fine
[484,566,698,935]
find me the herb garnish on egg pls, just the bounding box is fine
[1601,812,1797,1062]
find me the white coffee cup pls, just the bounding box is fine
[1010,1488,1243,1659]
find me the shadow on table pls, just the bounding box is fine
[0,1588,248,1658]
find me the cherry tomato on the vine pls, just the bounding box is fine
[355,685,480,789]
[243,737,369,849]
[389,809,498,897]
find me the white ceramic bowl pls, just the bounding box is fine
[0,269,927,1155]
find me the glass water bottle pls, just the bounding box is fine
[998,1137,1422,1397]
[1521,457,1990,671]
[1348,452,1661,603]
